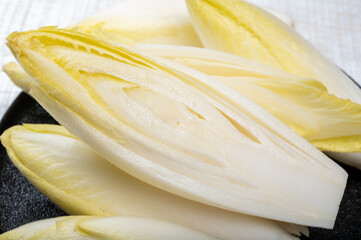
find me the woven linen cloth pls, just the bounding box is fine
[0,0,360,118]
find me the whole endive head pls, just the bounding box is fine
[5,43,361,168]
[6,28,346,228]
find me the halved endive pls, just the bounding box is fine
[0,216,216,240]
[5,46,360,170]
[138,45,361,156]
[6,28,347,228]
[0,124,306,239]
[186,0,361,105]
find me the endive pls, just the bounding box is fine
[3,62,34,93]
[138,45,361,154]
[0,124,306,239]
[7,28,347,227]
[0,216,215,240]
[6,47,360,154]
[71,0,202,46]
[5,49,360,170]
[186,0,361,105]
[5,44,361,168]
[70,0,291,47]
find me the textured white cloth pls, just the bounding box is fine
[0,0,360,118]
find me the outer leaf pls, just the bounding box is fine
[28,216,91,240]
[3,62,34,93]
[186,0,361,104]
[138,45,361,153]
[7,28,347,228]
[1,124,302,240]
[0,216,215,240]
[76,216,216,240]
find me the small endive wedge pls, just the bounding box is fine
[7,28,347,228]
[138,45,361,154]
[0,124,306,239]
[185,0,361,105]
[71,0,202,47]
[0,216,216,240]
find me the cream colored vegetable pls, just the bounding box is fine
[70,0,291,47]
[186,0,361,105]
[6,47,360,154]
[138,45,361,154]
[0,124,306,239]
[3,62,34,93]
[7,28,347,228]
[71,0,202,46]
[0,216,216,240]
[0,217,68,239]
[5,46,360,170]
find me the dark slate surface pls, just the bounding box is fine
[0,92,360,239]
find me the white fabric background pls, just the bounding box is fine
[0,0,360,118]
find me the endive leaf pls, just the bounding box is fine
[7,28,347,228]
[71,0,202,47]
[3,62,34,93]
[138,44,361,153]
[28,216,91,239]
[0,216,215,240]
[219,77,361,150]
[76,216,216,240]
[185,0,361,104]
[0,124,303,240]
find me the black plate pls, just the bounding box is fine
[1,92,361,239]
